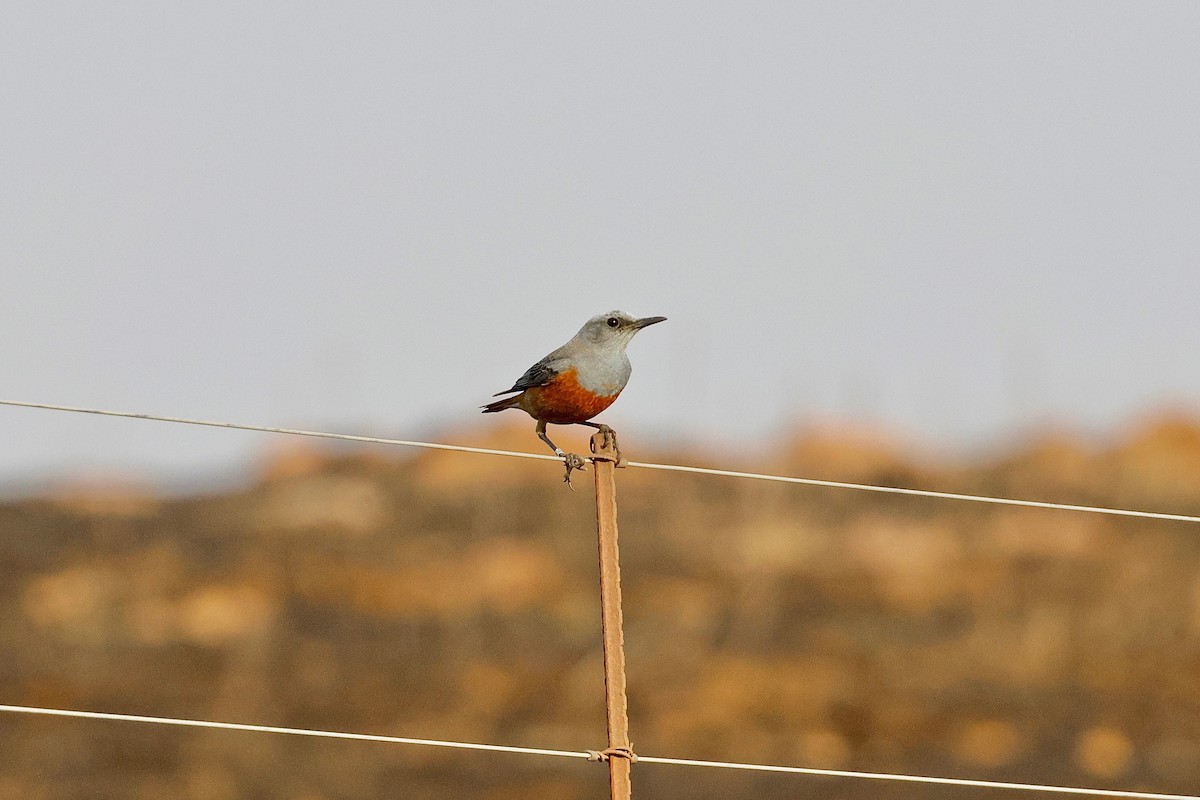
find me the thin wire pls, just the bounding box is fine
[1,705,1194,800]
[2,399,1198,524]
[0,704,586,760]
[0,399,560,463]
[622,460,1200,523]
[636,755,1199,800]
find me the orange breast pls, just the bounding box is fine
[521,368,620,424]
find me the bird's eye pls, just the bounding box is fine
[607,317,620,328]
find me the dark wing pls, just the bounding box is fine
[493,354,566,396]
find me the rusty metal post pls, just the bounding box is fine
[590,430,633,800]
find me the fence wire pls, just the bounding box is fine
[2,399,1197,523]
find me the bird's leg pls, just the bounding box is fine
[537,420,586,488]
[578,422,622,465]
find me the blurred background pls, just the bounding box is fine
[1,3,1198,799]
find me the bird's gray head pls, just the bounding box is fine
[575,310,667,348]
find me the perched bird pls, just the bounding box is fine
[483,310,666,485]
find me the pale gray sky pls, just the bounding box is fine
[2,3,1198,487]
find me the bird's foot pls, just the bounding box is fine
[556,450,588,490]
[592,425,624,466]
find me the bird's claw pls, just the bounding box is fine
[557,451,587,489]
[592,425,623,466]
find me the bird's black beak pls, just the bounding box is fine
[633,315,667,329]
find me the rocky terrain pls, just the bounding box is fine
[1,415,1198,799]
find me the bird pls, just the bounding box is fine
[482,310,666,486]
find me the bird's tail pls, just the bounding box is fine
[481,393,522,414]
